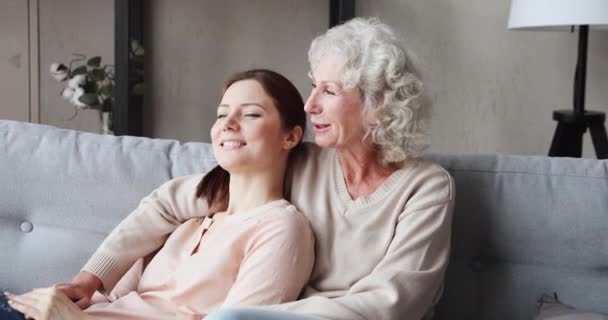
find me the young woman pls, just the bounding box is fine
[5,69,315,320]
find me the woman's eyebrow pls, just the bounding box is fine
[217,103,265,109]
[317,80,342,88]
[239,103,266,110]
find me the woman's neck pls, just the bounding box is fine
[336,144,400,199]
[224,168,286,215]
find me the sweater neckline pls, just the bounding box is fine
[332,151,408,209]
[217,198,290,222]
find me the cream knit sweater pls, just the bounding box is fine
[83,143,454,320]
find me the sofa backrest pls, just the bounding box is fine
[1,120,607,319]
[0,120,216,293]
[428,152,608,319]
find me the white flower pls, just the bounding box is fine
[49,63,68,82]
[70,87,89,109]
[61,87,75,100]
[68,75,86,89]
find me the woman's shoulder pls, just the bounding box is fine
[262,200,311,223]
[245,201,315,248]
[256,201,313,231]
[403,157,452,182]
[396,157,454,208]
[290,142,335,171]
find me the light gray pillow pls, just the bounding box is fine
[535,293,608,320]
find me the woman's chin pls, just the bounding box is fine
[314,136,337,148]
[216,161,240,173]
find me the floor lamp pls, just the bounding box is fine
[508,0,608,159]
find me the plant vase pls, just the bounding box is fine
[101,111,113,135]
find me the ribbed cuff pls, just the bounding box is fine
[82,252,121,294]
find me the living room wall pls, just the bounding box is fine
[357,0,608,157]
[39,0,115,133]
[144,0,608,158]
[142,0,328,143]
[2,0,607,158]
[0,0,114,133]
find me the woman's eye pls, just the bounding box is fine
[244,113,261,118]
[323,89,336,96]
[311,83,317,89]
[217,114,226,119]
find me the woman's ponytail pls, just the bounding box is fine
[196,165,230,211]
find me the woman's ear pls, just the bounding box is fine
[282,126,303,151]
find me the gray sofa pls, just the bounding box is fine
[1,119,607,319]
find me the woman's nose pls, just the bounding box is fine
[222,115,239,131]
[304,92,321,115]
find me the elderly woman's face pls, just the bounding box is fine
[305,55,366,149]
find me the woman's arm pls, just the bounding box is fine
[59,174,210,306]
[222,211,315,307]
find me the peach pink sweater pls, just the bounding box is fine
[85,199,314,319]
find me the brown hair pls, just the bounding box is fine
[196,69,306,211]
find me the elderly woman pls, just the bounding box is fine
[52,17,454,320]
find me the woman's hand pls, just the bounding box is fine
[53,271,102,309]
[5,287,91,320]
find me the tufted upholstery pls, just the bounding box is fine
[429,153,608,319]
[1,120,607,319]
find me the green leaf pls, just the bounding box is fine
[102,98,112,112]
[79,93,99,106]
[72,65,87,76]
[87,56,102,67]
[83,81,98,93]
[100,85,112,96]
[90,69,105,81]
[132,83,145,95]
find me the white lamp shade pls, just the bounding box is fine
[508,0,608,30]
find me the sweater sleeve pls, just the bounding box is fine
[267,180,455,320]
[82,174,209,292]
[222,212,315,308]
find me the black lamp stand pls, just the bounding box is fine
[548,25,608,159]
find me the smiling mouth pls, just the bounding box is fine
[221,141,246,149]
[313,123,330,131]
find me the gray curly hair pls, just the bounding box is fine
[308,17,429,164]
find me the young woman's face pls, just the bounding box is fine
[211,79,293,174]
[304,55,367,149]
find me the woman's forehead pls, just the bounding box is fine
[311,55,346,80]
[221,80,272,106]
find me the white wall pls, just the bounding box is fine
[357,0,608,157]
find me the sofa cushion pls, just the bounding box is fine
[535,293,608,320]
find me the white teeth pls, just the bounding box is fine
[222,141,244,148]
